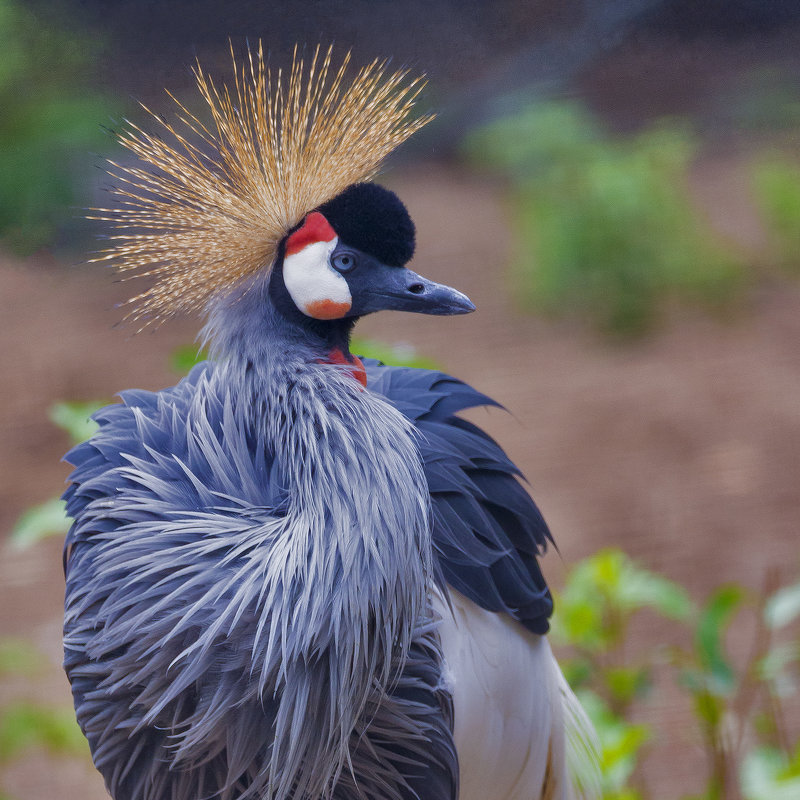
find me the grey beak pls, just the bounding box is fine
[355,264,475,316]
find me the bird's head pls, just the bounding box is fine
[271,183,474,326]
[93,44,468,353]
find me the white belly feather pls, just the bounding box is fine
[432,588,596,800]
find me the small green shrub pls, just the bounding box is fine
[553,549,800,799]
[464,102,745,337]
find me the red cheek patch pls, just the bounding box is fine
[285,211,337,256]
[306,298,352,319]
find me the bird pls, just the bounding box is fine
[63,44,597,800]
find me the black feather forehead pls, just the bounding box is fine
[317,183,415,267]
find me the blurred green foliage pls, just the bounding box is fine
[552,549,692,799]
[554,549,800,799]
[9,497,71,550]
[0,637,89,799]
[0,639,42,678]
[752,154,800,274]
[0,702,87,763]
[740,745,800,800]
[170,344,209,374]
[352,337,440,370]
[9,400,103,547]
[172,339,439,373]
[0,0,115,254]
[464,102,745,337]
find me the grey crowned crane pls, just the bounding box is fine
[63,46,597,800]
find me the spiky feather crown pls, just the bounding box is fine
[92,44,433,325]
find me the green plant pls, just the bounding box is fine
[0,0,116,253]
[0,637,89,799]
[552,549,693,798]
[464,102,744,337]
[9,400,103,548]
[352,337,440,370]
[552,550,800,800]
[752,154,800,274]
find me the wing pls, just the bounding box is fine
[365,361,554,635]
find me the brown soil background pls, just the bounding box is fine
[0,159,798,798]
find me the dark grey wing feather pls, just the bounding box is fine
[365,360,554,635]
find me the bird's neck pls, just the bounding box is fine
[202,273,434,770]
[201,299,433,796]
[202,270,360,375]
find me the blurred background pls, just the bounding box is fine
[1,1,799,798]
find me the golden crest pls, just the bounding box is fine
[91,44,432,326]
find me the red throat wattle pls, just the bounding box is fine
[323,348,367,388]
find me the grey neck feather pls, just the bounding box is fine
[198,275,433,798]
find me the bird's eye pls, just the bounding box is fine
[331,252,357,273]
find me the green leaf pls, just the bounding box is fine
[550,589,608,652]
[0,702,88,762]
[741,746,800,800]
[691,689,725,729]
[9,497,69,549]
[605,666,650,705]
[171,344,208,374]
[48,401,103,444]
[765,581,800,629]
[620,571,694,621]
[758,642,799,697]
[560,657,592,691]
[352,338,439,370]
[695,584,745,694]
[577,689,650,794]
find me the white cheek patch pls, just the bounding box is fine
[283,237,353,320]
